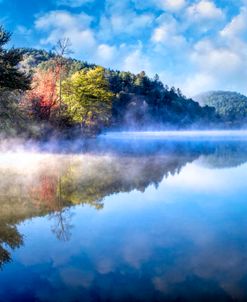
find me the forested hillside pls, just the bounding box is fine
[0,26,240,138]
[20,47,218,131]
[194,91,247,126]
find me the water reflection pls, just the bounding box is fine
[0,138,247,301]
[0,149,196,266]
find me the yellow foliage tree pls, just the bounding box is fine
[62,66,114,133]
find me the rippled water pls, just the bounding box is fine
[1,133,247,301]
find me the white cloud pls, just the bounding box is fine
[123,45,152,74]
[92,43,155,73]
[95,44,117,63]
[55,0,94,7]
[187,0,224,20]
[98,0,155,41]
[152,14,178,42]
[133,0,186,12]
[180,35,247,96]
[35,11,92,30]
[111,13,153,35]
[34,8,154,72]
[191,39,242,75]
[159,0,186,11]
[105,0,128,13]
[220,7,247,38]
[99,12,154,40]
[152,26,170,43]
[182,73,217,96]
[35,11,96,56]
[151,14,186,48]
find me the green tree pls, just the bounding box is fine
[0,26,30,90]
[62,66,114,133]
[0,26,31,134]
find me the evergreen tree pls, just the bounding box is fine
[0,26,31,134]
[0,26,30,90]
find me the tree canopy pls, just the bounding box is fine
[0,26,30,90]
[62,66,114,133]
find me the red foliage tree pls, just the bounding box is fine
[22,68,60,121]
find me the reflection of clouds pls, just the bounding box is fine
[15,173,247,301]
[151,238,247,298]
[163,161,247,195]
[122,233,151,269]
[12,185,247,301]
[60,267,94,288]
[147,208,247,299]
[152,267,189,294]
[95,257,114,275]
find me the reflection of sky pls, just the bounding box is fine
[1,158,247,301]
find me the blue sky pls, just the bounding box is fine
[0,0,247,96]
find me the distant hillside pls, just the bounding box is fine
[194,91,247,125]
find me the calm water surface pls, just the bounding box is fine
[1,133,247,301]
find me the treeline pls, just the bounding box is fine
[195,91,247,126]
[0,26,220,138]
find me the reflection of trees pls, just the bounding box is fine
[0,139,247,268]
[30,174,59,208]
[50,208,73,241]
[0,223,23,267]
[58,151,199,207]
[199,141,247,168]
[0,148,197,268]
[29,170,73,241]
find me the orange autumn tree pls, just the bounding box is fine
[23,67,59,121]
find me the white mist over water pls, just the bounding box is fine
[0,130,246,157]
[102,130,247,140]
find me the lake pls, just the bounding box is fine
[1,132,247,301]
